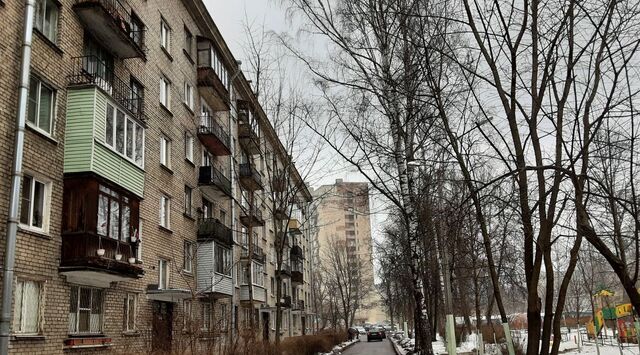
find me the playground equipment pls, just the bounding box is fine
[586,289,638,344]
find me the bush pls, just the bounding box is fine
[280,330,348,355]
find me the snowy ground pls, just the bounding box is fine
[320,338,361,355]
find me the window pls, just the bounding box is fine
[184,186,192,217]
[136,219,143,261]
[160,195,171,229]
[160,136,171,168]
[130,13,144,48]
[69,286,103,334]
[270,277,275,295]
[158,259,169,289]
[19,175,49,231]
[105,103,144,167]
[253,263,264,287]
[220,303,228,329]
[201,302,212,331]
[35,0,59,42]
[215,246,231,276]
[184,27,193,57]
[183,241,193,273]
[97,185,133,241]
[13,280,42,334]
[129,77,144,116]
[160,76,171,109]
[184,133,194,162]
[201,146,211,166]
[183,82,193,109]
[183,300,192,329]
[160,18,171,51]
[27,76,55,135]
[202,199,213,219]
[124,293,136,332]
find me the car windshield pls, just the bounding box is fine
[370,327,380,332]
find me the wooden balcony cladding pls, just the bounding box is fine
[198,166,232,198]
[197,218,233,247]
[239,206,265,227]
[60,173,143,283]
[288,218,302,235]
[73,0,146,59]
[197,37,230,110]
[238,163,263,191]
[237,107,261,155]
[197,116,231,156]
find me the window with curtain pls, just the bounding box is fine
[68,286,103,334]
[13,280,42,334]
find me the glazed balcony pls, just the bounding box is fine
[197,218,233,247]
[198,116,231,156]
[73,0,146,59]
[240,285,267,304]
[69,55,145,122]
[199,166,232,198]
[239,163,262,191]
[288,218,302,235]
[239,206,265,227]
[237,108,261,154]
[197,37,230,110]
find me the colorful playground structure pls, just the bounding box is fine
[586,289,639,343]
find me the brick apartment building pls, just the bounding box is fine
[0,0,314,353]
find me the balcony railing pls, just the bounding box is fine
[239,205,265,227]
[277,262,292,278]
[197,218,233,246]
[239,163,262,191]
[237,109,261,154]
[198,116,231,156]
[278,295,292,308]
[73,0,146,58]
[69,55,144,121]
[292,300,305,311]
[199,166,232,197]
[241,245,266,264]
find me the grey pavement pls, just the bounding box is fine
[342,336,396,355]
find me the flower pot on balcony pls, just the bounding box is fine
[128,257,136,264]
[115,254,123,261]
[97,248,106,256]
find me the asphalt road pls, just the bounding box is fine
[342,336,396,355]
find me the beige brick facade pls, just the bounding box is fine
[0,0,314,353]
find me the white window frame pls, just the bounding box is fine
[183,240,193,273]
[160,195,171,229]
[160,18,171,51]
[27,76,56,136]
[19,174,51,233]
[12,279,43,335]
[35,0,59,42]
[201,302,211,331]
[104,102,145,168]
[183,82,193,109]
[160,76,171,109]
[124,293,137,332]
[158,259,169,289]
[160,136,171,168]
[183,299,192,330]
[184,133,194,162]
[69,286,104,335]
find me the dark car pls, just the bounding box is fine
[367,327,385,342]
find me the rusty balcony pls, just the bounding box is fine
[73,0,146,59]
[239,163,263,191]
[198,116,231,156]
[239,206,265,227]
[199,166,232,198]
[197,218,233,247]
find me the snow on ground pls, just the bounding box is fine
[320,338,361,355]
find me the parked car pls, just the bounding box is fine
[367,327,385,342]
[356,326,367,335]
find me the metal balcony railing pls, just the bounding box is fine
[75,0,146,53]
[198,166,232,197]
[198,116,230,150]
[197,218,233,246]
[69,55,145,121]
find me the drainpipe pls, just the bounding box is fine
[229,61,242,335]
[0,0,36,352]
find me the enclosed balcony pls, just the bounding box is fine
[196,241,233,298]
[237,102,261,154]
[69,55,145,122]
[197,218,233,247]
[240,285,267,304]
[73,0,146,59]
[60,174,143,288]
[240,206,265,227]
[239,163,262,191]
[291,254,303,287]
[198,115,231,156]
[197,37,230,110]
[199,166,232,198]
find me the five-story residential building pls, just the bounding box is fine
[0,0,313,353]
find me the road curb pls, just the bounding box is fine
[343,338,360,350]
[390,339,404,355]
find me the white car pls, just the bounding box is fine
[356,326,367,335]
